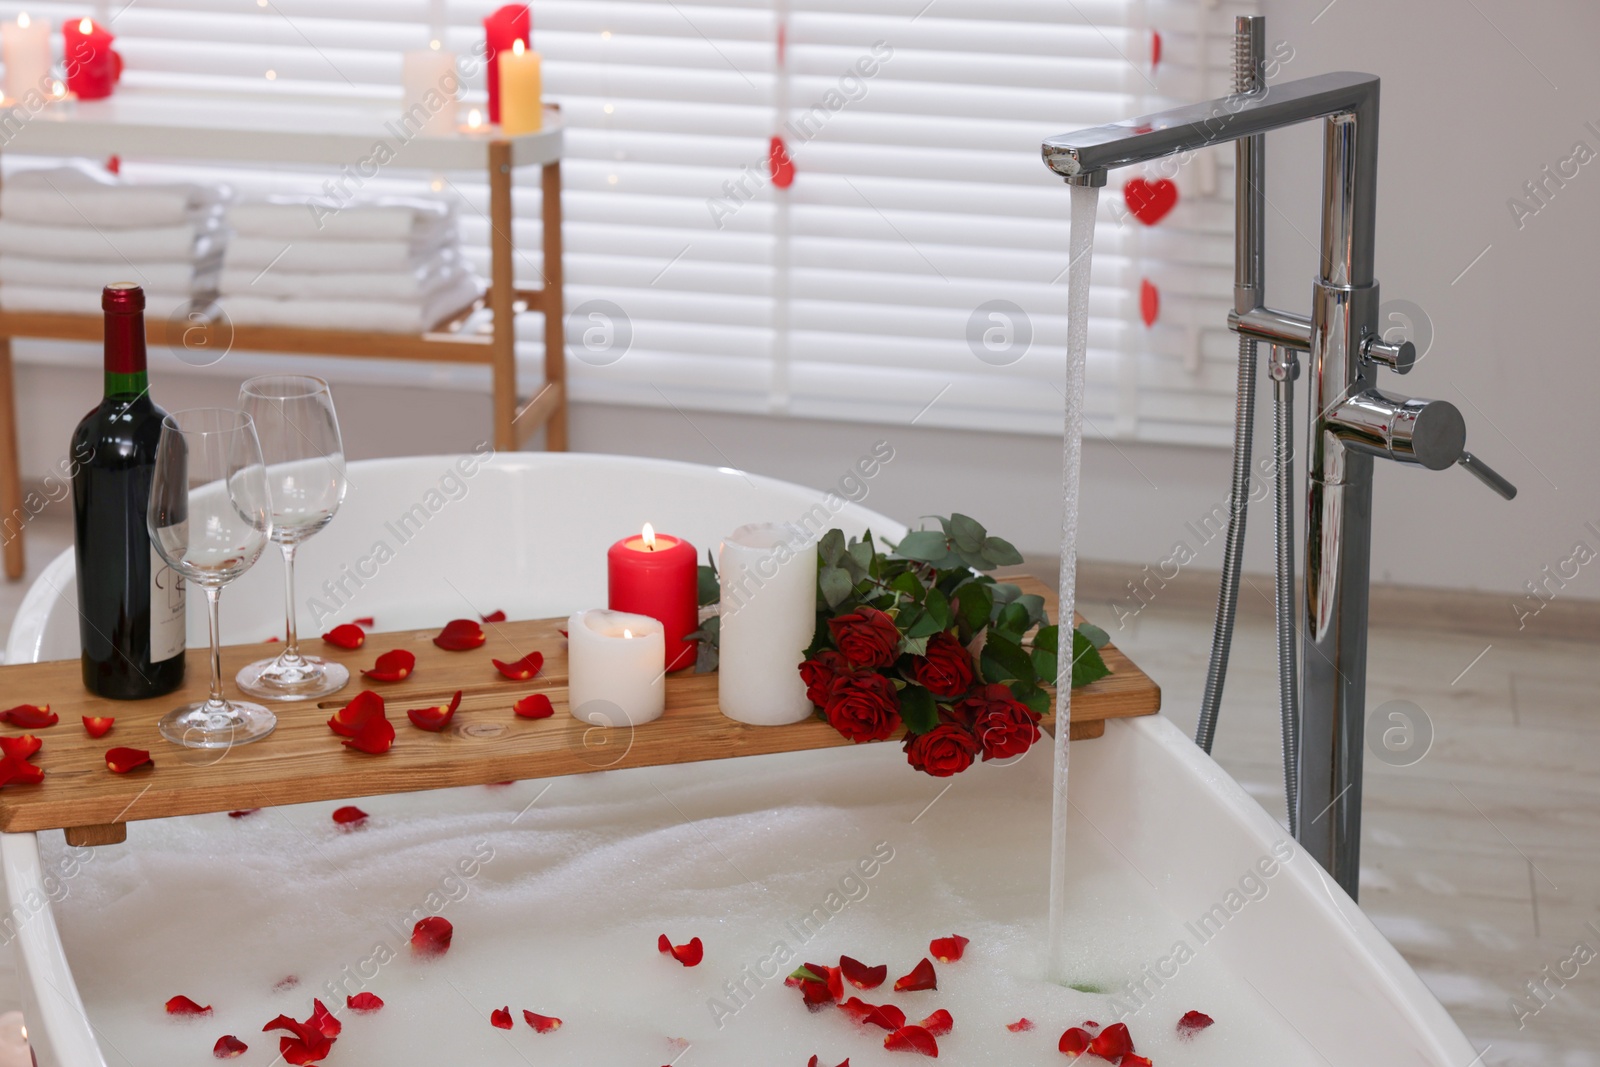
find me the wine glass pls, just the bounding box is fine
[148,408,276,748]
[233,375,350,701]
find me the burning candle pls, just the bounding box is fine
[483,2,531,124]
[497,38,542,135]
[0,1011,28,1067]
[607,523,698,672]
[718,523,817,726]
[2,13,51,105]
[63,16,120,101]
[402,46,459,136]
[566,609,665,727]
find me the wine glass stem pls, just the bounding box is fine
[279,540,304,665]
[204,584,228,713]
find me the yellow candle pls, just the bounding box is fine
[498,38,542,135]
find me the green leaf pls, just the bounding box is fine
[990,582,1021,609]
[686,616,720,674]
[819,528,845,567]
[1031,647,1058,686]
[697,563,720,607]
[905,609,942,640]
[955,546,990,573]
[996,600,1031,637]
[846,537,874,572]
[1015,594,1047,629]
[955,581,993,635]
[819,566,854,609]
[889,570,924,598]
[980,630,1036,686]
[980,535,1024,567]
[839,550,869,584]
[1078,620,1110,649]
[1071,628,1113,688]
[1015,683,1050,716]
[947,513,986,554]
[899,634,930,657]
[895,529,951,563]
[1033,623,1059,655]
[924,586,952,630]
[789,965,824,983]
[898,686,940,734]
[1067,981,1106,995]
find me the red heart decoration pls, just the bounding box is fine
[1140,278,1160,327]
[1124,178,1178,225]
[1151,30,1163,71]
[769,135,796,189]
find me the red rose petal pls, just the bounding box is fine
[0,754,44,786]
[310,999,341,1039]
[0,735,41,760]
[839,997,904,1031]
[347,992,383,1012]
[840,955,887,990]
[332,806,368,826]
[274,976,300,992]
[514,693,554,719]
[166,994,211,1016]
[480,610,506,623]
[522,1009,561,1032]
[2,704,56,728]
[1122,1057,1153,1067]
[893,958,937,992]
[434,619,486,651]
[361,649,416,682]
[1059,1027,1092,1055]
[342,713,395,755]
[327,691,385,737]
[883,1024,939,1056]
[1088,1022,1134,1060]
[411,916,453,957]
[805,962,844,1001]
[490,1006,513,1029]
[228,809,260,819]
[929,935,968,962]
[106,747,152,774]
[1178,1009,1214,1038]
[263,1007,336,1065]
[658,934,704,967]
[1006,1017,1034,1032]
[492,651,544,681]
[322,624,365,649]
[408,690,462,732]
[82,716,115,739]
[919,1010,953,1037]
[807,1059,850,1067]
[353,617,375,627]
[213,1034,247,1058]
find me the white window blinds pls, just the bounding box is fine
[9,0,1255,445]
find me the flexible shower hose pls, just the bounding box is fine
[1272,351,1301,835]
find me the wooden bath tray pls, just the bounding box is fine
[0,575,1159,845]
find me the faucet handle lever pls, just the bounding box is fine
[1361,335,1415,374]
[1457,451,1517,500]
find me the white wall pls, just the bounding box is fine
[9,0,1593,605]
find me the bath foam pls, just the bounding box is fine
[44,739,1316,1064]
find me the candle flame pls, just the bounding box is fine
[641,522,656,549]
[78,17,91,32]
[17,13,29,29]
[50,80,63,97]
[623,628,633,639]
[467,108,483,128]
[513,38,526,56]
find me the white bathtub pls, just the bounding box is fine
[1,453,1477,1065]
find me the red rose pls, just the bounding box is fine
[799,649,850,708]
[956,683,1042,761]
[903,723,980,777]
[909,631,975,698]
[824,672,901,743]
[828,607,901,669]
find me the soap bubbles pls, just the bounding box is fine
[1366,699,1433,767]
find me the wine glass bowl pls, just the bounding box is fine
[148,408,276,749]
[233,375,350,701]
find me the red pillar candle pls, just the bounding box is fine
[63,17,121,100]
[608,524,698,672]
[483,4,532,125]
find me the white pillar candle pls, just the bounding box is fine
[566,609,665,727]
[718,522,817,725]
[401,47,460,136]
[2,13,52,105]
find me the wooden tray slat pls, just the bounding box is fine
[0,575,1159,838]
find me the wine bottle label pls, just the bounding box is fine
[150,545,186,663]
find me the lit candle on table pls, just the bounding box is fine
[402,44,459,136]
[498,39,542,135]
[566,609,665,726]
[718,523,817,726]
[608,523,698,671]
[483,2,531,124]
[63,17,121,101]
[0,1011,28,1067]
[2,14,51,105]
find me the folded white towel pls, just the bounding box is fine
[218,254,465,302]
[0,285,195,317]
[229,196,456,243]
[0,219,220,263]
[3,160,230,229]
[218,272,481,334]
[0,256,216,295]
[225,232,457,274]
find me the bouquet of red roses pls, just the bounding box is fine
[797,515,1110,778]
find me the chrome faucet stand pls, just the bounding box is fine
[1041,16,1515,898]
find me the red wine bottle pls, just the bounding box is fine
[71,283,186,699]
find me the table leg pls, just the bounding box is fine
[541,161,567,451]
[0,336,24,580]
[488,141,518,453]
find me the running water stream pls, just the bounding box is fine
[1046,182,1100,982]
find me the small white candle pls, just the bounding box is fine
[401,47,459,136]
[566,609,665,727]
[2,13,51,105]
[0,1011,29,1067]
[718,522,817,725]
